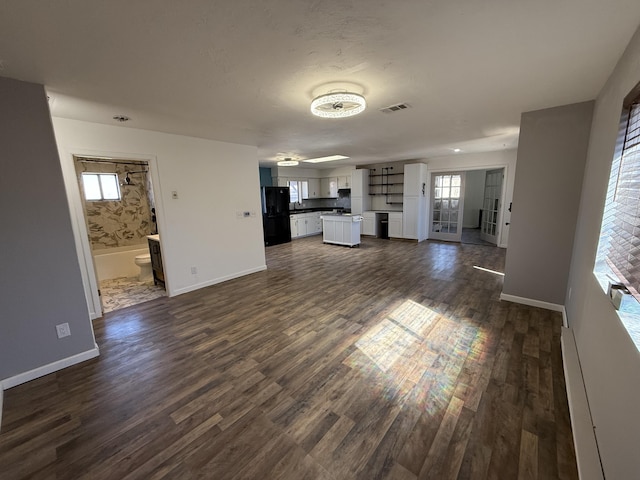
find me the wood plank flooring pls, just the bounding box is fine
[0,236,578,479]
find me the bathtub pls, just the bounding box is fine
[92,244,149,281]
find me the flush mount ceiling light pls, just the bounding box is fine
[303,155,350,164]
[310,92,366,118]
[113,115,130,122]
[277,157,299,166]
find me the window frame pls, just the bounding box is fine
[287,179,309,204]
[593,82,640,351]
[81,172,122,201]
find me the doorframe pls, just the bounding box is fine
[58,147,166,319]
[426,163,510,248]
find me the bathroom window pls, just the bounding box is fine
[81,173,121,201]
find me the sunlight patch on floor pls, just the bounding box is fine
[344,299,491,414]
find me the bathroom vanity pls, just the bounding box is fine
[147,235,165,287]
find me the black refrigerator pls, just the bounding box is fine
[261,186,291,246]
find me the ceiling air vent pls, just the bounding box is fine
[379,103,411,114]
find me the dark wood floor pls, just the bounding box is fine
[0,236,578,479]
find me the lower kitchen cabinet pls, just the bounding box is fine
[361,211,377,236]
[389,212,403,238]
[290,212,325,239]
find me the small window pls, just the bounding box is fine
[287,180,308,203]
[81,173,121,201]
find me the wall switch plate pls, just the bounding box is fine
[56,323,71,338]
[191,266,197,274]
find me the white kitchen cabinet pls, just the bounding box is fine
[298,215,309,237]
[307,178,320,199]
[403,163,428,241]
[403,196,419,240]
[309,212,322,235]
[320,177,338,198]
[290,212,323,238]
[351,170,370,214]
[321,215,363,246]
[351,169,367,196]
[338,175,351,189]
[362,211,377,236]
[403,164,424,196]
[351,197,363,215]
[389,212,403,238]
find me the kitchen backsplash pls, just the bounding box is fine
[75,159,154,250]
[291,190,351,211]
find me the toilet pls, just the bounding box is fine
[134,253,153,282]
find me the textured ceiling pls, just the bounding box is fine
[1,1,639,168]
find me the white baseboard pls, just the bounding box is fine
[562,306,569,328]
[170,265,267,297]
[1,344,100,390]
[499,292,564,312]
[561,327,604,479]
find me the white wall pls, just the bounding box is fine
[565,25,640,479]
[462,169,486,228]
[424,149,517,247]
[53,118,266,298]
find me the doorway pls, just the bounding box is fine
[430,168,506,246]
[73,156,165,313]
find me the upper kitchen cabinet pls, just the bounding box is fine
[307,178,320,199]
[403,163,428,196]
[338,175,351,189]
[320,177,338,198]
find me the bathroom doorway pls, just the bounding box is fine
[73,156,165,313]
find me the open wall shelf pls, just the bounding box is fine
[369,167,404,205]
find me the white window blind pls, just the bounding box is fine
[598,99,640,298]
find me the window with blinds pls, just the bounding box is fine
[596,88,640,299]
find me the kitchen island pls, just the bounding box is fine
[321,214,363,247]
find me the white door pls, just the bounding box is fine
[480,169,503,245]
[430,172,465,242]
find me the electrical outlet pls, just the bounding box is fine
[191,266,197,274]
[56,323,71,338]
[171,191,179,199]
[243,211,250,217]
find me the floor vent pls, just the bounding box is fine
[380,103,411,114]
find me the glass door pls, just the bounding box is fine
[480,169,503,244]
[430,172,465,242]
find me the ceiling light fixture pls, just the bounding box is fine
[277,158,299,166]
[113,115,130,122]
[453,148,461,153]
[303,155,349,164]
[310,92,366,118]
